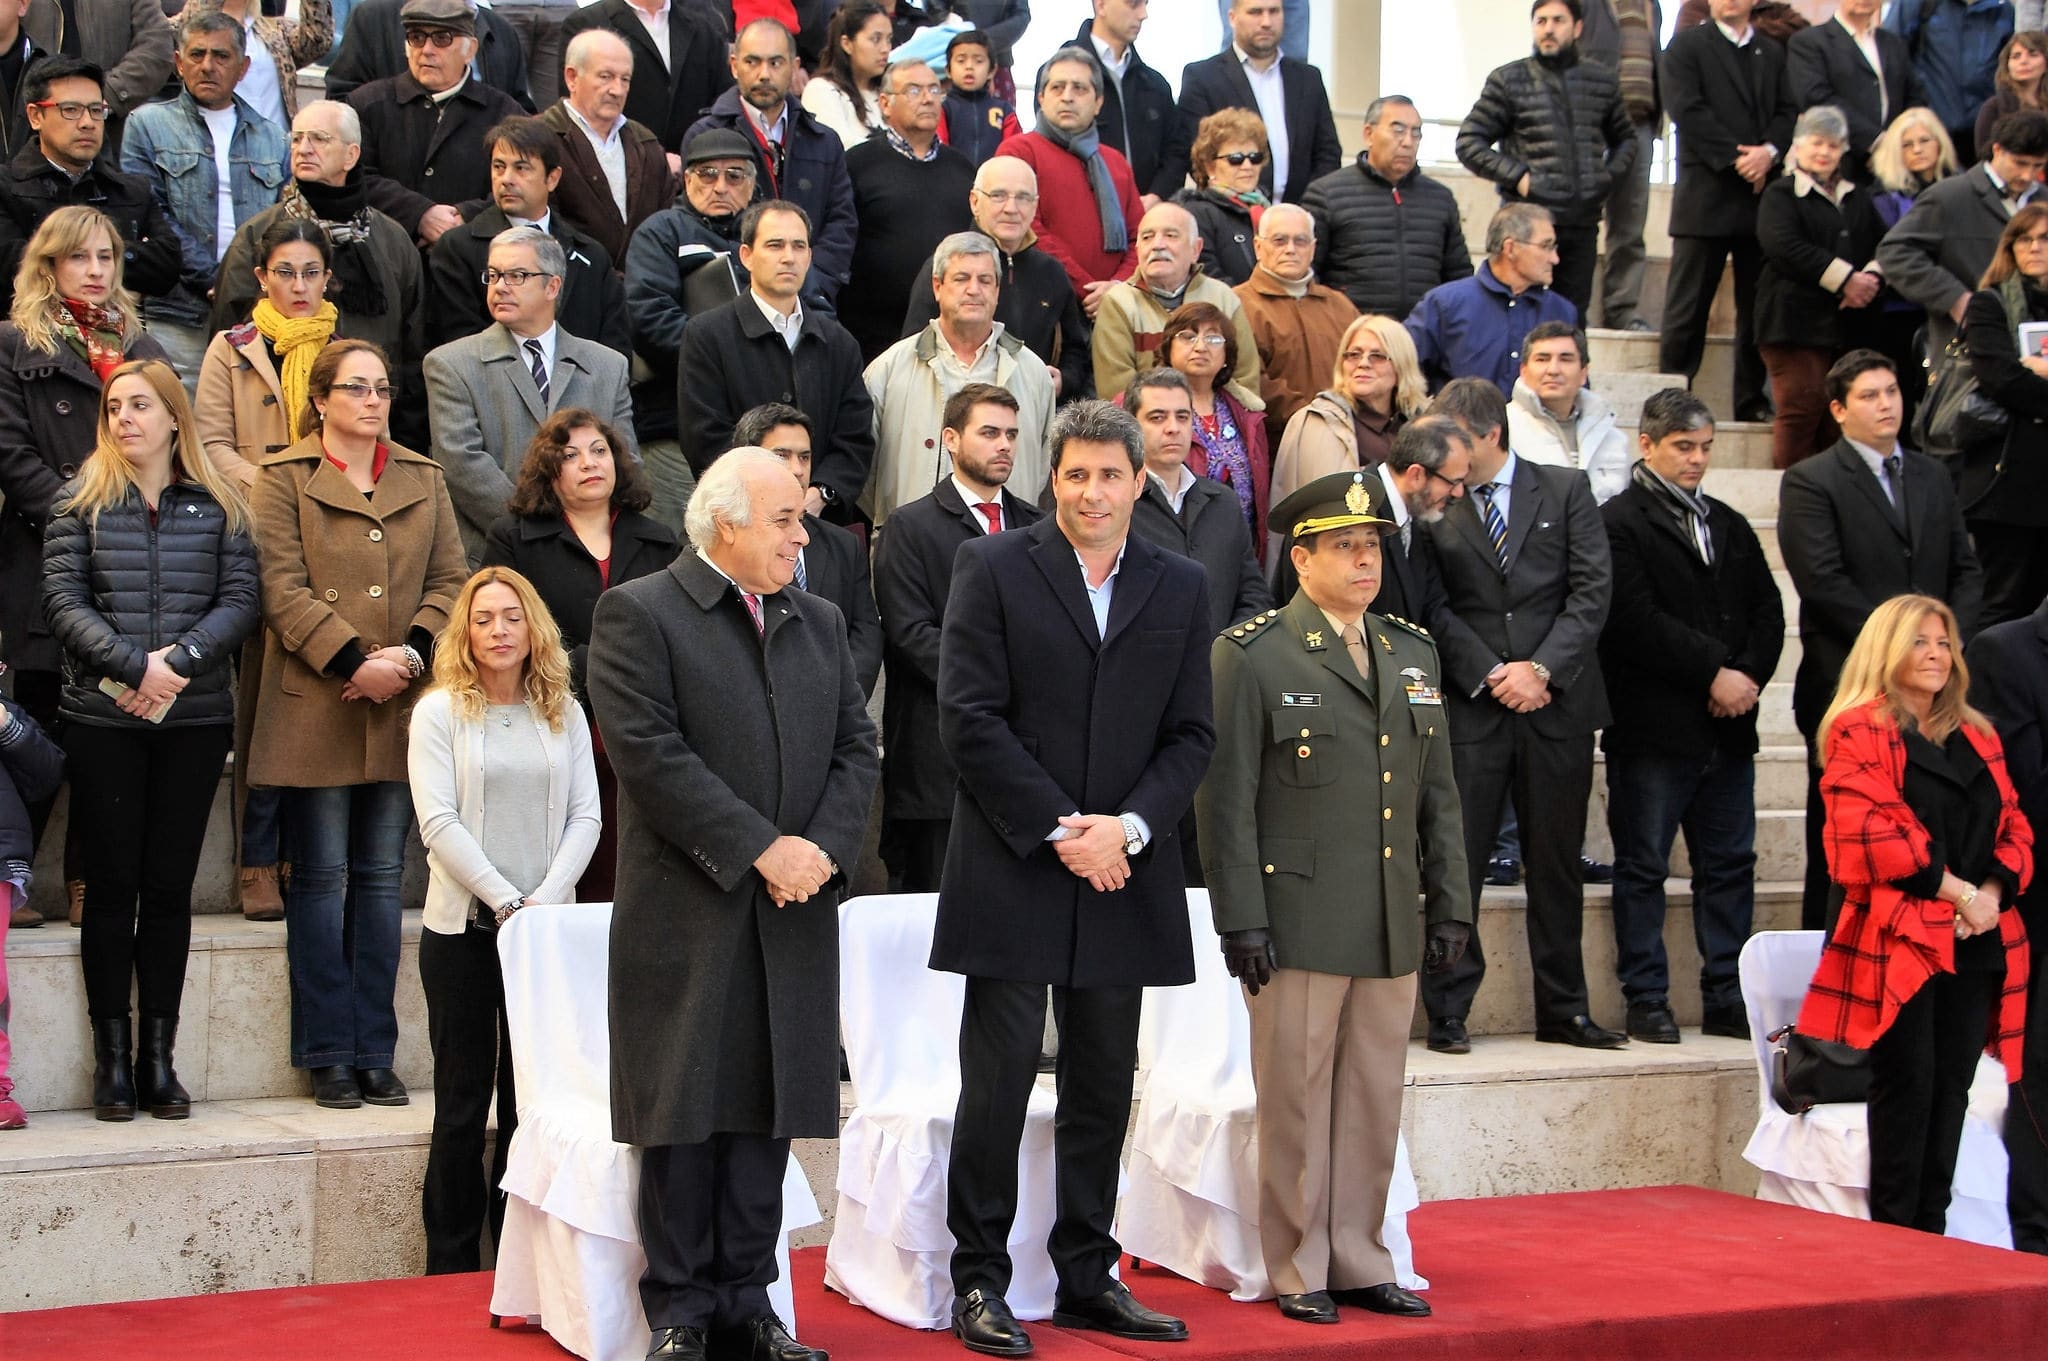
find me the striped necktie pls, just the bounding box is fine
[1474,483,1509,572]
[524,338,549,408]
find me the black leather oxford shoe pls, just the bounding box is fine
[1335,1283,1432,1317]
[1276,1291,1338,1323]
[1535,1014,1629,1049]
[1051,1282,1188,1341]
[1426,1017,1471,1054]
[952,1288,1031,1356]
[1625,1002,1681,1044]
[646,1325,708,1359]
[716,1314,825,1361]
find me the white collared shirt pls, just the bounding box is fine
[1148,462,1195,514]
[1089,30,1131,85]
[566,100,629,220]
[752,289,804,350]
[1983,162,2042,215]
[1376,460,1413,552]
[1715,19,1753,47]
[954,477,1004,530]
[624,0,671,70]
[1834,11,1887,120]
[932,321,1003,380]
[508,210,552,234]
[744,99,789,148]
[237,13,286,131]
[1477,450,1519,527]
[429,73,469,105]
[1076,541,1125,637]
[512,321,559,394]
[1847,436,1905,506]
[1234,44,1289,195]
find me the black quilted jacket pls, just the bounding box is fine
[1455,49,1638,227]
[40,481,260,728]
[1301,155,1473,320]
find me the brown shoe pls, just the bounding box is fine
[237,864,285,922]
[68,880,84,927]
[9,899,42,929]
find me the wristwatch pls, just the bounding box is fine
[1119,813,1144,857]
[1528,659,1552,684]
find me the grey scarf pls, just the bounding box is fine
[1631,458,1714,566]
[1038,120,1129,255]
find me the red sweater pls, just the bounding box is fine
[994,130,1141,295]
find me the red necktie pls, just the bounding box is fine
[976,502,1003,533]
[741,591,764,635]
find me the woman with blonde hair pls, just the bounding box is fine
[1269,314,1426,516]
[1176,107,1272,286]
[407,565,598,1273]
[1798,594,2033,1235]
[40,359,260,1120]
[0,206,168,930]
[1866,108,1959,427]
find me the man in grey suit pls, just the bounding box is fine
[425,224,637,559]
[1422,377,1620,1054]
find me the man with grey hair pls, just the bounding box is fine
[841,56,975,361]
[1405,201,1577,395]
[1092,199,1263,402]
[1301,94,1470,319]
[1233,201,1359,446]
[863,228,1054,525]
[425,223,637,557]
[541,26,676,265]
[588,444,877,1361]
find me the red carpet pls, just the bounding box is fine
[8,1187,2048,1360]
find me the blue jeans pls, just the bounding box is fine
[282,781,412,1069]
[1605,748,1757,1011]
[242,784,284,868]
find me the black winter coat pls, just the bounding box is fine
[1073,18,1180,200]
[1661,20,1797,238]
[0,698,63,890]
[1961,280,2048,527]
[1301,156,1472,320]
[0,144,186,311]
[1597,478,1783,759]
[0,324,167,675]
[1128,473,1271,637]
[1176,188,1257,287]
[324,0,533,110]
[800,512,883,697]
[350,73,525,239]
[902,235,1092,399]
[41,481,260,728]
[622,199,745,442]
[1753,174,1885,350]
[480,509,678,700]
[1456,48,1638,227]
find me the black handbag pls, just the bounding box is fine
[1914,333,2009,458]
[1767,1024,1871,1114]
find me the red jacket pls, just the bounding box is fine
[993,130,1140,296]
[1797,701,2033,1079]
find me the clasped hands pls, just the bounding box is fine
[1706,666,1760,719]
[1486,660,1550,714]
[342,647,414,703]
[1056,813,1130,893]
[1942,870,2003,939]
[116,646,190,717]
[755,834,835,907]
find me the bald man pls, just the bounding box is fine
[1234,203,1360,447]
[1090,199,1263,403]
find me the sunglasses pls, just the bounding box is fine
[1216,151,1267,167]
[403,27,463,48]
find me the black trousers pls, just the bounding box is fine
[65,721,232,1020]
[879,816,949,894]
[419,922,516,1275]
[2011,897,2048,1255]
[1659,233,1767,414]
[1868,967,1999,1234]
[948,975,1141,1301]
[637,1132,791,1331]
[1800,733,1834,932]
[13,669,81,883]
[1424,723,1594,1027]
[1551,221,1601,324]
[1967,522,2048,629]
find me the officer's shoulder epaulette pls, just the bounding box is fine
[1222,608,1283,647]
[225,320,258,347]
[1378,613,1435,643]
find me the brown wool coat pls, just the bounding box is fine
[246,433,469,788]
[194,325,295,494]
[1235,267,1361,450]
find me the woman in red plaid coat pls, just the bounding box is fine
[1798,594,2033,1233]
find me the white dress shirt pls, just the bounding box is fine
[512,321,559,396]
[751,289,804,351]
[1235,45,1289,197]
[1045,540,1151,849]
[624,0,671,70]
[1834,12,1887,121]
[565,100,629,221]
[1376,460,1414,553]
[1148,462,1195,514]
[1847,436,1905,507]
[953,476,1004,530]
[1477,450,1519,527]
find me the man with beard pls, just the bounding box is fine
[1368,414,1467,634]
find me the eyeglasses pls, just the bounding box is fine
[290,129,339,147]
[330,381,396,401]
[688,164,756,185]
[403,27,463,48]
[1425,468,1467,492]
[30,99,111,122]
[1216,150,1267,167]
[888,83,942,100]
[1511,236,1560,254]
[260,265,327,283]
[482,268,556,286]
[1261,233,1313,249]
[2016,233,2048,249]
[975,188,1037,207]
[1177,333,1228,349]
[1342,348,1393,367]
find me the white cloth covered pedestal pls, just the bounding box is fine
[825,892,1064,1331]
[1738,929,2011,1248]
[492,903,824,1360]
[1115,889,1425,1300]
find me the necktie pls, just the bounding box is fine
[740,590,763,635]
[976,502,1003,534]
[1882,454,1905,519]
[1475,483,1509,572]
[525,338,549,408]
[1400,521,1413,555]
[1341,623,1376,697]
[793,550,808,591]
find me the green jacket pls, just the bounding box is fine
[1195,591,1473,979]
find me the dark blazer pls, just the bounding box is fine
[1778,438,1985,734]
[1424,454,1613,743]
[349,73,525,238]
[1786,20,1926,162]
[1960,281,2048,526]
[1752,173,1886,350]
[1965,599,2048,910]
[800,513,882,696]
[1169,48,1344,204]
[872,478,1043,823]
[675,294,875,511]
[1372,517,1453,639]
[479,508,677,697]
[559,0,734,151]
[1661,20,1796,238]
[932,518,1216,987]
[426,204,630,355]
[1597,478,1783,759]
[324,0,534,110]
[539,101,676,270]
[1128,472,1271,637]
[1876,163,2017,356]
[1073,18,1181,200]
[587,550,878,1146]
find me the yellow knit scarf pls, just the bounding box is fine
[251,299,339,442]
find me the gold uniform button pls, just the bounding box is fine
[368,585,383,598]
[1297,744,1312,758]
[1383,808,1394,821]
[1383,846,1393,860]
[1382,771,1393,784]
[1379,734,1390,748]
[1263,863,1275,874]
[368,528,383,542]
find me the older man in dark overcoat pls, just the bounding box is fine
[936,399,1216,1358]
[586,446,878,1361]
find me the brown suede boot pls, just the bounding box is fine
[237,864,284,922]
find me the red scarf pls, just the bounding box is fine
[55,297,126,381]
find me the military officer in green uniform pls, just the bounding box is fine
[1194,469,1473,1326]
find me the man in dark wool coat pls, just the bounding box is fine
[586,447,879,1361]
[935,399,1217,1358]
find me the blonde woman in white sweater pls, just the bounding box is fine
[407,565,600,1274]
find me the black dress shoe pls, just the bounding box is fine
[311,1064,362,1109]
[646,1325,709,1359]
[715,1314,825,1361]
[1625,1001,1681,1044]
[1335,1283,1432,1317]
[1276,1291,1338,1323]
[1535,1015,1629,1049]
[952,1289,1031,1356]
[1484,856,1520,887]
[1735,399,1775,424]
[1051,1282,1188,1341]
[356,1067,410,1106]
[1426,1017,1471,1054]
[1580,855,1614,884]
[1701,1003,1751,1040]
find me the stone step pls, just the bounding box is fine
[1700,467,1782,522]
[1588,329,1740,422]
[1608,416,1776,471]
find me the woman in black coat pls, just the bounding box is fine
[1753,105,1885,470]
[1175,107,1270,288]
[481,408,677,900]
[41,359,261,1122]
[1960,202,2048,628]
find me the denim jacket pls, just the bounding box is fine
[119,91,288,326]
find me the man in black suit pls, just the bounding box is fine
[1963,598,2048,1256]
[326,0,534,111]
[1786,0,1926,180]
[1167,0,1342,205]
[1598,388,1782,1045]
[938,399,1214,1358]
[1369,414,1467,634]
[1657,0,1796,424]
[559,0,733,160]
[871,382,1043,893]
[1422,377,1620,1053]
[1780,349,1984,930]
[731,402,882,696]
[427,116,629,354]
[1073,0,1179,203]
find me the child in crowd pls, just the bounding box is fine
[0,676,67,1129]
[940,29,1020,168]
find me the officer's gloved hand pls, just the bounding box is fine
[1422,920,1471,974]
[1221,928,1278,995]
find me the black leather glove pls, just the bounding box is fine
[1423,920,1471,974]
[1221,928,1278,995]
